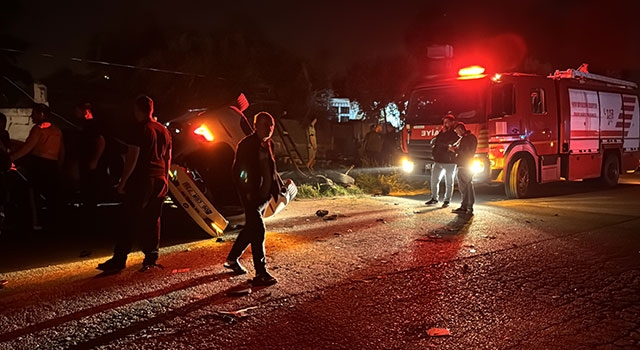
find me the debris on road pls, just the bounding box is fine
[217,306,259,319]
[323,214,338,221]
[216,237,225,243]
[171,268,190,274]
[376,218,387,224]
[334,232,341,236]
[426,328,451,337]
[416,234,443,242]
[315,209,329,217]
[227,285,252,297]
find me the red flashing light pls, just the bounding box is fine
[458,65,486,77]
[194,124,214,142]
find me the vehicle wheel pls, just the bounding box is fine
[505,157,536,199]
[600,154,620,187]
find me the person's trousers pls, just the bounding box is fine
[430,162,457,202]
[114,177,167,264]
[23,156,62,227]
[227,199,268,275]
[456,167,475,209]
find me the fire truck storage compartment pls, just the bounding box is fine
[561,153,603,181]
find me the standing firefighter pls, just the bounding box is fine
[224,112,283,286]
[425,114,458,208]
[449,122,477,215]
[98,96,172,273]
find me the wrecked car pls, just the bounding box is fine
[165,94,297,236]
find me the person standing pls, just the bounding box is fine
[306,117,317,170]
[224,112,283,286]
[98,95,171,273]
[449,122,478,215]
[10,104,64,230]
[425,114,459,208]
[363,124,383,166]
[73,102,105,226]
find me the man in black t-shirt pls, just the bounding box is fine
[98,96,172,273]
[72,102,105,225]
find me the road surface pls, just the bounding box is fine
[1,174,639,349]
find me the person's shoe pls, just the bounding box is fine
[251,272,278,286]
[451,207,467,213]
[442,201,450,208]
[465,208,474,215]
[425,198,438,205]
[223,260,248,275]
[97,258,126,273]
[139,263,164,272]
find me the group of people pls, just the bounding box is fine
[1,97,283,285]
[0,98,173,272]
[363,123,398,166]
[425,114,478,215]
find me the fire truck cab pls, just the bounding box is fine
[402,66,640,198]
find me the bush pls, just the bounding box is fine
[296,184,364,199]
[355,171,424,195]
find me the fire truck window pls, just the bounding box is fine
[530,89,545,114]
[490,83,515,118]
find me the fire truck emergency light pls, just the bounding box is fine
[458,65,486,77]
[194,124,215,142]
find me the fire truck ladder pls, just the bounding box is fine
[549,68,638,89]
[274,118,310,175]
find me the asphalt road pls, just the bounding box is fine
[1,174,639,349]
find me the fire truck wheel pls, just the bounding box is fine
[600,154,620,187]
[505,157,536,199]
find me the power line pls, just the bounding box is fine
[1,48,206,78]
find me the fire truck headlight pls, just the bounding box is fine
[471,158,485,174]
[401,158,415,173]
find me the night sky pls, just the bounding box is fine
[2,0,640,79]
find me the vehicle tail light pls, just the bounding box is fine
[194,124,214,142]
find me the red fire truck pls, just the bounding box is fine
[401,65,640,198]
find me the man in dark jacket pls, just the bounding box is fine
[450,122,478,215]
[98,95,172,273]
[425,114,459,208]
[224,112,283,286]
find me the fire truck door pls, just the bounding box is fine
[524,82,558,156]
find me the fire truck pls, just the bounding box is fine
[401,65,640,198]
